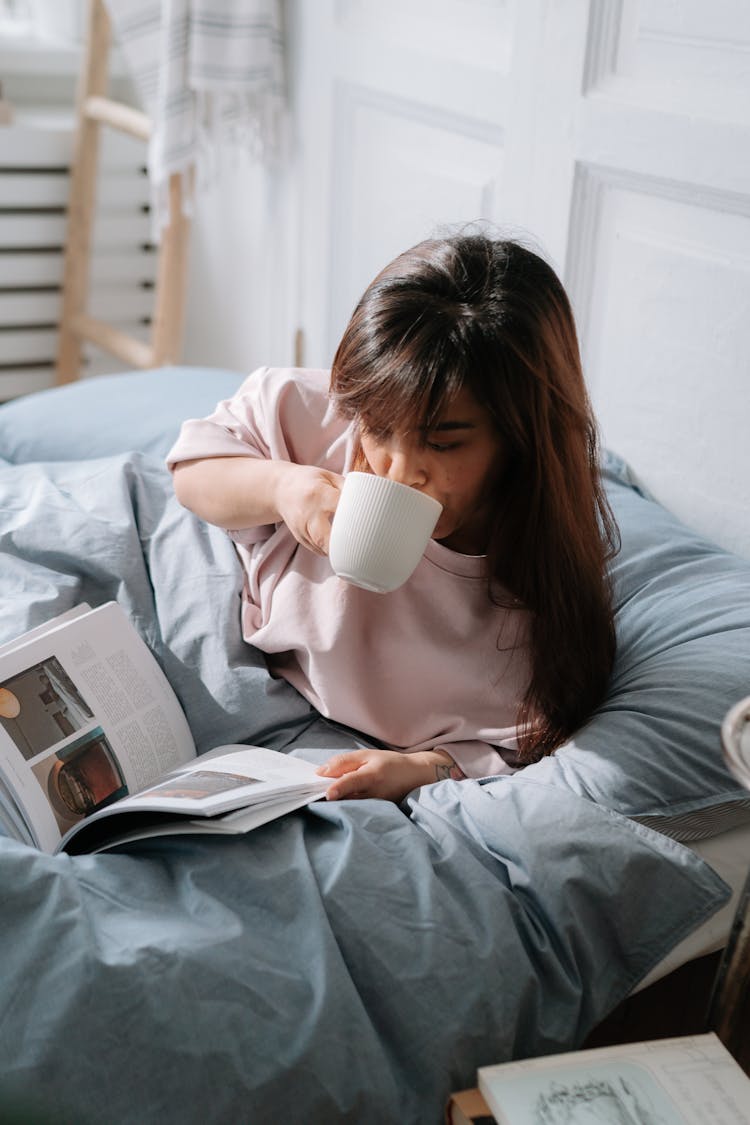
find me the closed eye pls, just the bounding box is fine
[422,419,475,452]
[426,440,462,453]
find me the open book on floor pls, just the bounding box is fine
[472,1032,750,1125]
[0,602,330,856]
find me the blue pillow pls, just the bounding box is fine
[514,451,750,840]
[0,366,246,463]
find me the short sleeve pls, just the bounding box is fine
[166,366,336,468]
[165,366,352,546]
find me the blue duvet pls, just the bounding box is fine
[0,449,743,1125]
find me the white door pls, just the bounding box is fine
[543,0,750,560]
[288,0,512,365]
[290,0,750,557]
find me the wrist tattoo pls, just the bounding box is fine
[434,758,465,782]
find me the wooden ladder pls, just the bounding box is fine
[55,0,190,384]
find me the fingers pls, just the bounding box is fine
[317,472,344,519]
[321,469,345,495]
[317,749,425,803]
[317,752,365,778]
[325,777,364,801]
[277,466,344,555]
[306,511,334,555]
[300,473,343,555]
[317,749,430,804]
[317,752,367,800]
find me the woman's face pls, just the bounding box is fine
[358,386,504,554]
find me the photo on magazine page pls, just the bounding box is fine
[0,656,94,760]
[127,768,265,803]
[30,728,128,836]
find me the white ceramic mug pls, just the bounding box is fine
[328,472,443,593]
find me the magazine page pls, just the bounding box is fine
[0,602,196,853]
[120,745,327,809]
[477,1033,750,1125]
[59,746,330,855]
[0,771,35,846]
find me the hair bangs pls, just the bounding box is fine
[332,315,467,436]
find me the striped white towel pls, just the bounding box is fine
[104,0,286,235]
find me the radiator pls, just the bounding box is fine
[0,111,156,401]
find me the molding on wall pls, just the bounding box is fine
[567,159,750,343]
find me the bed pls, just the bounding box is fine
[1,366,749,1124]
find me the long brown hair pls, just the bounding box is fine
[330,235,619,761]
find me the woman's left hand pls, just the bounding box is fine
[317,748,462,803]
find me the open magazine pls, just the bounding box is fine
[0,602,329,856]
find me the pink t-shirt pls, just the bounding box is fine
[167,367,532,778]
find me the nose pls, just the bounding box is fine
[383,438,427,489]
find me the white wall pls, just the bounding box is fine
[181,152,296,374]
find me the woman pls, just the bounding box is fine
[168,235,618,802]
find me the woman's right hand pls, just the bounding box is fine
[274,463,344,555]
[172,456,344,551]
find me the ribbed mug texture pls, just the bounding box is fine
[329,473,443,593]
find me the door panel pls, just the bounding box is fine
[291,0,510,366]
[570,171,750,557]
[565,0,750,556]
[328,88,503,348]
[290,0,750,556]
